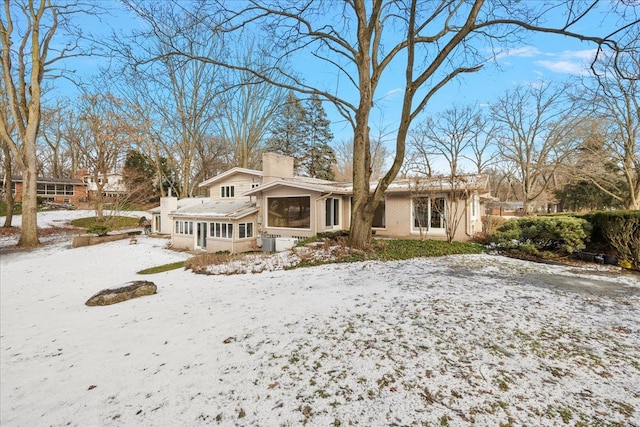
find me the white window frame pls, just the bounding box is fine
[238,222,254,239]
[209,222,234,239]
[220,185,235,198]
[411,197,446,232]
[325,197,340,228]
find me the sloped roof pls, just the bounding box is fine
[170,199,258,220]
[245,174,489,196]
[383,174,490,193]
[243,177,351,196]
[198,167,262,188]
[10,176,85,185]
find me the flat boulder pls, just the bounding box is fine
[85,281,157,306]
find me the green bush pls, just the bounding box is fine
[87,224,111,236]
[491,216,591,258]
[581,210,640,269]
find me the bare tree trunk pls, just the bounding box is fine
[19,145,40,246]
[2,141,14,228]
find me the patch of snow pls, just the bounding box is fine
[1,211,639,426]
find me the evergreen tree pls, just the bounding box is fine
[123,150,157,204]
[265,91,308,172]
[303,94,336,180]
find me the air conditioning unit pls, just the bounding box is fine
[260,235,276,252]
[275,238,298,252]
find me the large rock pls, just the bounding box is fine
[85,281,157,306]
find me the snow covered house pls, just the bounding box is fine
[151,152,489,253]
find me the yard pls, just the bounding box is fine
[0,211,638,426]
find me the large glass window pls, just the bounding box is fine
[267,196,311,228]
[325,198,340,227]
[412,197,446,230]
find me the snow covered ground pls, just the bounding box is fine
[1,211,639,426]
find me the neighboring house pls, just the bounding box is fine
[152,153,490,253]
[4,176,87,207]
[81,171,128,200]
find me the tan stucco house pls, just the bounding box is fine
[151,153,490,253]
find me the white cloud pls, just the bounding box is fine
[535,60,584,74]
[535,49,597,75]
[493,46,541,60]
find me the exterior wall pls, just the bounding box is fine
[207,172,262,201]
[170,213,258,254]
[374,193,481,242]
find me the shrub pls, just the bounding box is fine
[491,216,591,258]
[483,215,508,235]
[582,211,640,269]
[87,223,111,236]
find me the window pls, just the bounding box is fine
[325,198,340,227]
[267,196,311,228]
[209,222,233,239]
[36,183,74,196]
[431,198,445,229]
[412,197,446,230]
[251,183,260,189]
[220,185,235,198]
[413,197,429,229]
[175,220,193,235]
[239,222,254,238]
[372,199,386,228]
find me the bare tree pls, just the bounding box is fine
[40,101,71,178]
[115,1,225,198]
[577,52,640,209]
[332,137,389,182]
[491,82,582,214]
[410,106,483,241]
[1,0,96,246]
[466,112,498,174]
[126,0,634,247]
[216,42,287,169]
[70,91,137,221]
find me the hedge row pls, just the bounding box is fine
[491,211,639,269]
[580,211,640,269]
[491,216,591,258]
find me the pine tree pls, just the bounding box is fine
[265,91,308,172]
[303,94,336,180]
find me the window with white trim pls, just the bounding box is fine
[238,222,254,238]
[209,222,234,239]
[412,197,445,230]
[220,185,235,198]
[325,198,340,227]
[267,196,311,228]
[175,220,194,235]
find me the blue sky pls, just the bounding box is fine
[54,1,628,151]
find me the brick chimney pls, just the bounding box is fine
[262,152,294,184]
